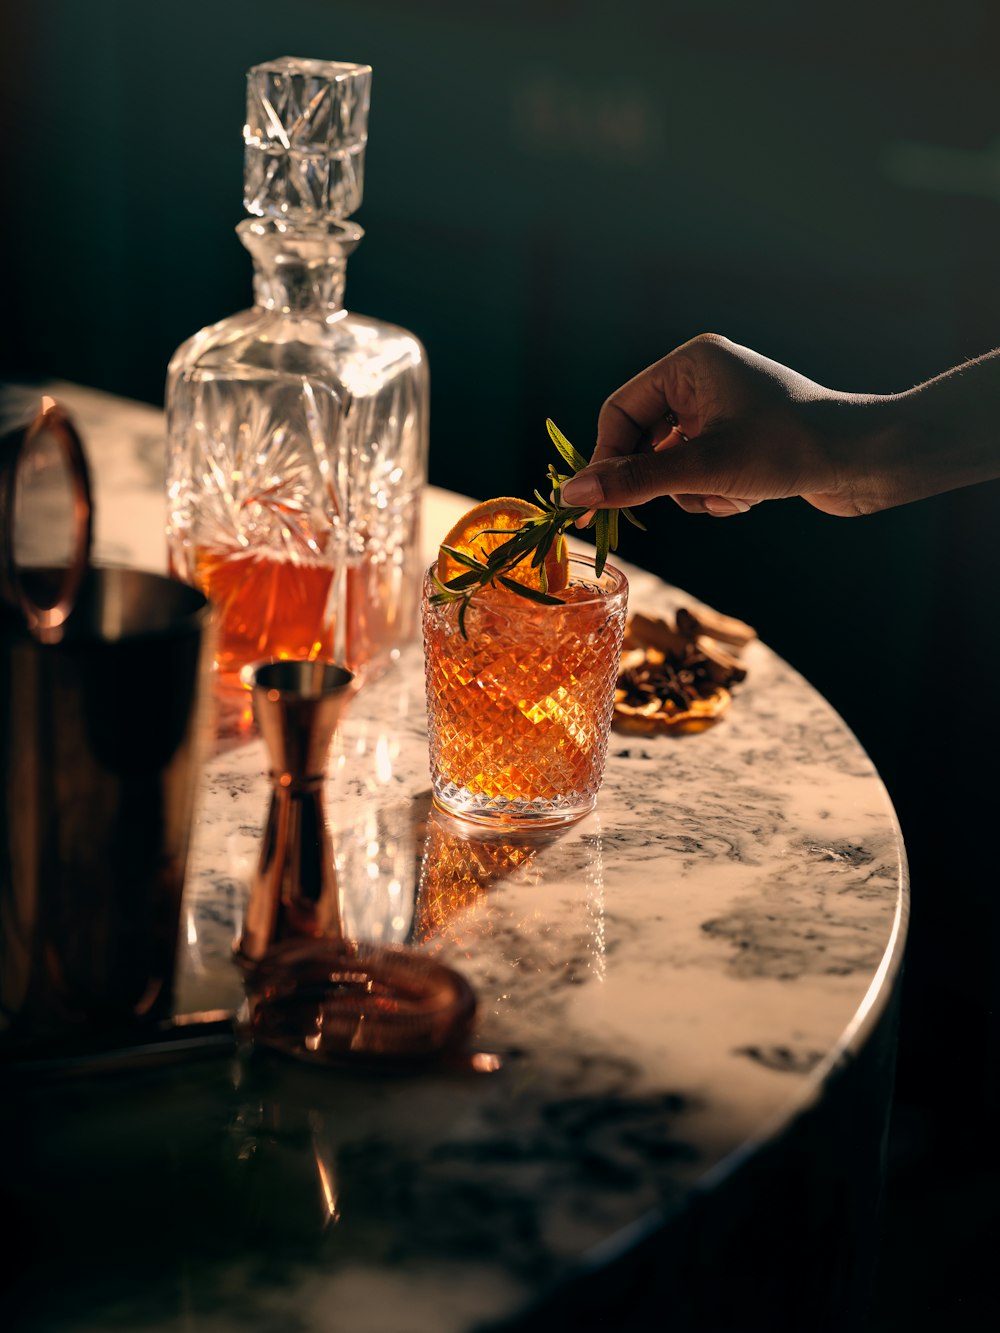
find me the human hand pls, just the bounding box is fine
[560,333,897,519]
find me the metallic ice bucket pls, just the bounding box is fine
[0,566,213,1052]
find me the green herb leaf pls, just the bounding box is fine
[594,510,610,577]
[445,569,488,592]
[436,419,640,636]
[497,576,565,604]
[439,544,489,573]
[546,418,589,472]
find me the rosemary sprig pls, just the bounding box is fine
[430,419,644,632]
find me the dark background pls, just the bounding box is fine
[2,1,997,1326]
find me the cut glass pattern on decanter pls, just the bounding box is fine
[166,57,428,684]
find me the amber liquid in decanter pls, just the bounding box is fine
[176,542,408,684]
[165,57,428,685]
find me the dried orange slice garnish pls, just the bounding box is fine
[612,608,755,736]
[613,686,731,734]
[437,497,569,595]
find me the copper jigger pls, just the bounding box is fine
[236,659,354,964]
[235,658,477,1064]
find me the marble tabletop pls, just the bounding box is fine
[2,381,908,1333]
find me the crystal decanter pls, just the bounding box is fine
[166,57,429,684]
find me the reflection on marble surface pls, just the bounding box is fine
[166,626,906,1333]
[3,382,908,1333]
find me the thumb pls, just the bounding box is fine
[561,437,737,509]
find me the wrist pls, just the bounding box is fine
[797,393,908,514]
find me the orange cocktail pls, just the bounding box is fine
[422,555,628,827]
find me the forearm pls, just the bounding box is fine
[879,349,1000,505]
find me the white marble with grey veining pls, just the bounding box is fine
[4,381,908,1333]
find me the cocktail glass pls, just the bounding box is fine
[422,554,628,828]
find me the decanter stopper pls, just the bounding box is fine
[237,660,355,964]
[243,56,372,223]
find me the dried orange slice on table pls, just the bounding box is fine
[437,497,569,595]
[612,608,755,734]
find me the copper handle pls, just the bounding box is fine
[0,396,93,643]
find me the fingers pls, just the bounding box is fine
[594,352,698,464]
[653,421,690,451]
[662,493,754,516]
[581,333,837,515]
[562,473,755,521]
[561,443,718,509]
[561,435,761,515]
[592,397,646,464]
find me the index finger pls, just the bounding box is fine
[593,353,691,464]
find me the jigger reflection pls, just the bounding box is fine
[235,658,477,1065]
